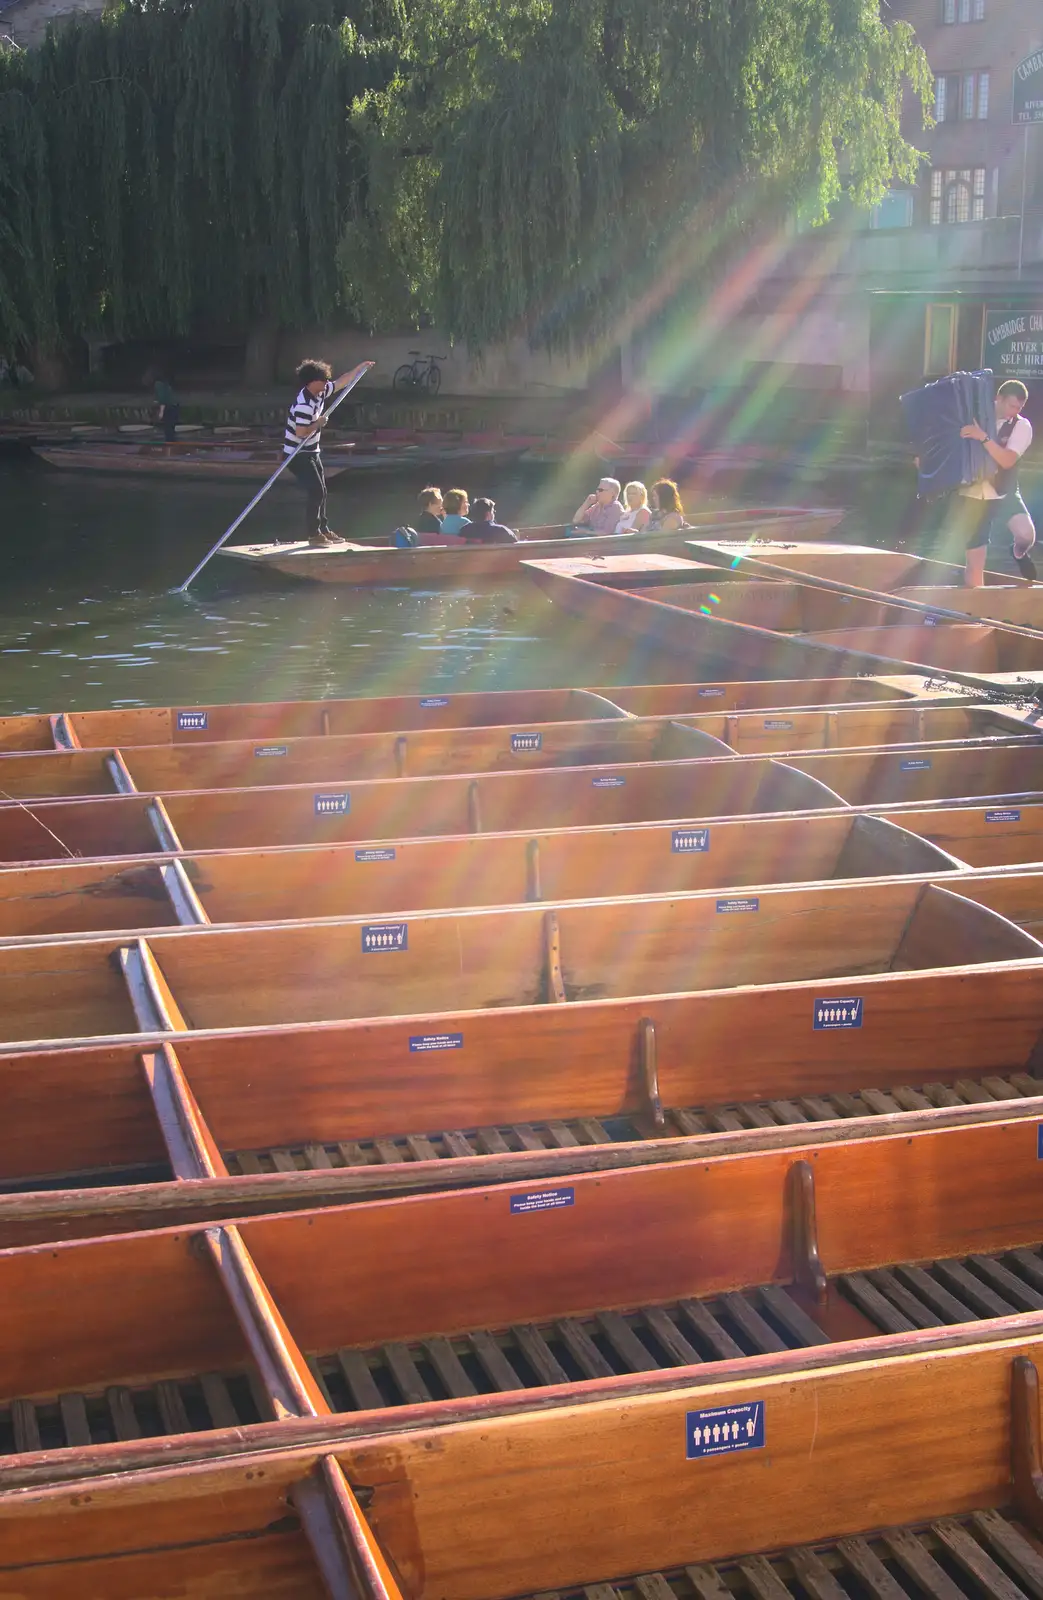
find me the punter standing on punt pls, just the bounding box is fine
[284,358,357,547]
[959,379,1036,586]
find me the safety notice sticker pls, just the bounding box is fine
[687,1402,765,1459]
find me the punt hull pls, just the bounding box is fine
[0,1114,1041,1490]
[216,508,844,585]
[0,951,1042,1247]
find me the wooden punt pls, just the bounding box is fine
[524,553,1043,679]
[0,702,1033,801]
[688,538,1043,629]
[0,810,968,942]
[0,677,923,754]
[32,441,356,483]
[216,507,843,585]
[6,1333,1043,1600]
[0,874,1036,1048]
[0,756,859,863]
[3,1114,1043,1486]
[2,937,1043,1247]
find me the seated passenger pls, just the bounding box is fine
[460,497,519,544]
[615,481,650,534]
[416,486,444,533]
[440,488,471,537]
[647,479,686,531]
[571,477,625,534]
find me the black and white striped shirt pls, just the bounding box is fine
[283,380,334,455]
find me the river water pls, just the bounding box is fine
[0,457,742,716]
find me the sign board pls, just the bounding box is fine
[983,309,1043,380]
[1013,50,1043,125]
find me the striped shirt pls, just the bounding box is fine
[284,380,334,455]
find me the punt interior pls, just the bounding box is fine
[0,677,917,753]
[0,812,965,941]
[0,1117,1042,1466]
[0,877,1036,1046]
[0,702,1032,799]
[2,1336,1042,1600]
[1,949,1043,1246]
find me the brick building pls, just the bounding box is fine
[633,0,1043,441]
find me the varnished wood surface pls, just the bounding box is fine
[0,813,968,941]
[0,876,1038,1045]
[0,703,1033,801]
[0,677,919,755]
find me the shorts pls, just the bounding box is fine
[965,490,1032,551]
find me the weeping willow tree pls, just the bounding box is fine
[0,0,398,363]
[344,0,933,349]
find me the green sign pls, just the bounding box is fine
[983,308,1043,379]
[1013,50,1043,125]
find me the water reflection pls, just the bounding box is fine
[0,461,687,714]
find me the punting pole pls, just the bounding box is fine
[173,361,375,593]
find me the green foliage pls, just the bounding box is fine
[0,0,395,350]
[344,0,932,347]
[0,0,930,358]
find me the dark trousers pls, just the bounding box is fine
[287,452,330,537]
[160,404,180,442]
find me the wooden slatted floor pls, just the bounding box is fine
[5,1244,1043,1450]
[226,1071,1043,1175]
[525,1508,1043,1600]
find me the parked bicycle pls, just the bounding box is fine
[392,351,446,396]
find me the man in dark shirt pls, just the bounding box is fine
[460,498,519,544]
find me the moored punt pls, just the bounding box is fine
[688,538,1043,629]
[2,947,1043,1246]
[0,811,966,941]
[0,702,1034,800]
[3,1116,1043,1483]
[5,1343,1043,1599]
[32,440,357,482]
[0,875,1036,1047]
[0,676,924,754]
[524,553,1043,679]
[0,757,856,863]
[216,507,844,585]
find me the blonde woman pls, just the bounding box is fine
[615,481,650,534]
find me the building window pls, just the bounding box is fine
[934,71,989,121]
[870,190,914,229]
[925,304,957,376]
[942,0,985,21]
[929,166,987,223]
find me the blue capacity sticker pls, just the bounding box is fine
[1037,1125,1043,1160]
[511,732,543,752]
[592,776,626,788]
[419,696,449,708]
[763,719,793,731]
[986,810,1021,823]
[687,1402,765,1460]
[177,711,208,731]
[362,923,407,952]
[814,997,863,1030]
[355,847,396,862]
[315,792,349,815]
[254,744,288,757]
[717,897,759,913]
[697,687,726,697]
[900,759,932,771]
[673,828,710,852]
[510,1186,575,1215]
[924,615,938,626]
[410,1033,463,1053]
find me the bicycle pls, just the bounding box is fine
[392,351,446,396]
